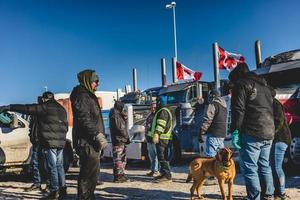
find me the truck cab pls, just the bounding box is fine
[158,81,210,161]
[254,49,300,171]
[103,87,162,160]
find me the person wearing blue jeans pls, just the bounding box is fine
[198,90,227,158]
[0,91,68,199]
[229,63,275,200]
[198,90,227,185]
[32,145,42,187]
[145,102,160,176]
[239,135,274,200]
[204,134,225,157]
[43,148,66,197]
[270,98,291,200]
[270,143,288,196]
[146,142,159,175]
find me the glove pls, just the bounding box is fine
[198,134,204,143]
[152,133,159,144]
[94,133,108,151]
[0,105,10,113]
[231,129,241,150]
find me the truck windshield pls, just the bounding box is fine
[262,68,300,89]
[161,91,187,104]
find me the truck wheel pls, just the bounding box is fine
[284,124,300,175]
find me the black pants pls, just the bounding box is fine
[156,139,171,178]
[78,144,99,200]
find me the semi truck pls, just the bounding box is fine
[253,49,300,172]
[102,87,162,160]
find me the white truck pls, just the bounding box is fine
[0,112,73,174]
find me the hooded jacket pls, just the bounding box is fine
[273,98,291,145]
[10,100,68,149]
[70,85,105,151]
[200,96,227,138]
[109,101,130,146]
[230,71,275,140]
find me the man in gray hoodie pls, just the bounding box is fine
[199,90,227,157]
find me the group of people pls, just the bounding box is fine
[0,91,69,199]
[0,64,292,200]
[197,63,291,200]
[0,69,108,199]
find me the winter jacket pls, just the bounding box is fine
[70,85,105,151]
[200,96,227,138]
[109,101,130,146]
[10,100,68,149]
[230,72,275,140]
[29,116,39,144]
[148,106,173,141]
[273,98,291,145]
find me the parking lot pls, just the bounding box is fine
[0,160,300,199]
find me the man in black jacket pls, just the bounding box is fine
[0,91,68,200]
[25,96,45,192]
[229,63,275,200]
[109,101,130,183]
[70,69,108,199]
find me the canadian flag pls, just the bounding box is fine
[176,61,202,81]
[218,46,245,71]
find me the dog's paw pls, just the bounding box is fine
[198,195,205,199]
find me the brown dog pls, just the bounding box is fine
[186,148,236,200]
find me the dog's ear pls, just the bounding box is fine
[225,148,234,160]
[229,151,234,159]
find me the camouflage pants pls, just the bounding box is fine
[112,145,127,178]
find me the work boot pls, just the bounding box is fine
[42,190,59,200]
[274,193,290,200]
[58,186,67,199]
[24,184,42,192]
[114,175,130,183]
[146,171,160,177]
[261,195,274,200]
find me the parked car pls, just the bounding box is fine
[0,111,73,174]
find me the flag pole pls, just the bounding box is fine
[172,57,177,83]
[161,58,167,87]
[213,42,220,91]
[132,68,138,92]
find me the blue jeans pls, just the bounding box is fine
[43,148,65,192]
[205,134,224,157]
[31,144,41,186]
[147,142,159,172]
[270,142,288,195]
[240,135,274,200]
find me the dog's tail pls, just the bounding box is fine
[186,159,202,183]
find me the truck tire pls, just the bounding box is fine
[284,124,300,175]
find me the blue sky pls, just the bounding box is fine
[1,0,300,104]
